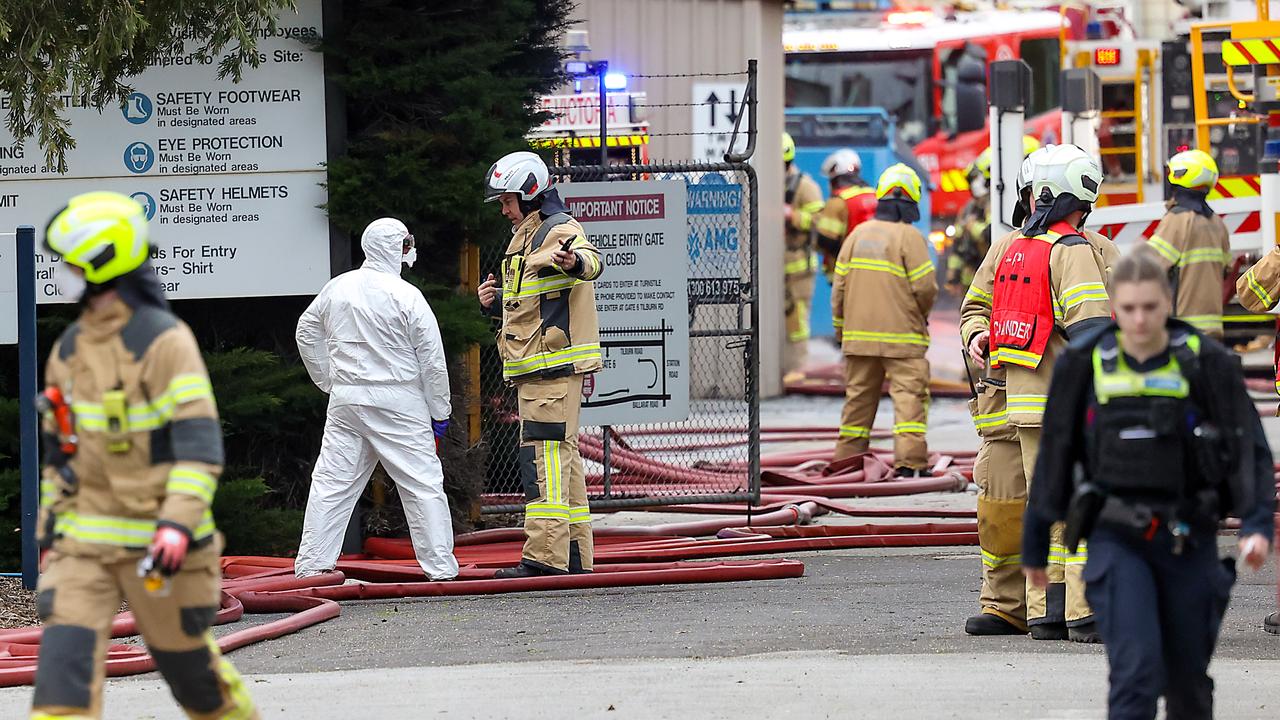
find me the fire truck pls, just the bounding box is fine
[784,4,1087,221]
[527,90,651,165]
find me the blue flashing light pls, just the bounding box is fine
[603,72,628,91]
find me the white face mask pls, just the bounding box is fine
[55,265,87,301]
[403,247,417,268]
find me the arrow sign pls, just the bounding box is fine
[705,92,720,126]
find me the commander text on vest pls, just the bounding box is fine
[479,152,603,578]
[32,191,258,719]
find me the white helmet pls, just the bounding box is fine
[821,149,862,180]
[1030,144,1102,204]
[1016,144,1056,195]
[485,151,550,202]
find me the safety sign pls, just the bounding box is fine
[691,81,751,164]
[559,180,690,426]
[0,0,328,304]
[685,174,743,305]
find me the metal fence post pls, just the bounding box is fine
[17,225,39,589]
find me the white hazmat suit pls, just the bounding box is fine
[294,218,459,580]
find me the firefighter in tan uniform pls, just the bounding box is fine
[782,132,825,381]
[479,152,603,578]
[1144,149,1231,338]
[961,144,1111,643]
[963,146,1118,636]
[1237,244,1280,400]
[814,149,877,281]
[831,164,937,474]
[32,192,257,719]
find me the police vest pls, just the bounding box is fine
[989,222,1082,369]
[1086,329,1202,497]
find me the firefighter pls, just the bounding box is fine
[948,137,1042,292]
[831,163,937,474]
[814,149,877,280]
[1025,247,1274,719]
[782,132,825,382]
[960,144,1111,642]
[478,151,603,578]
[1144,149,1231,338]
[32,192,258,719]
[963,145,1119,636]
[1236,244,1280,401]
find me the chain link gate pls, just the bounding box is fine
[478,161,760,512]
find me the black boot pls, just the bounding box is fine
[894,466,929,478]
[568,541,593,575]
[965,613,1026,636]
[493,561,564,579]
[1029,622,1068,641]
[1069,621,1102,644]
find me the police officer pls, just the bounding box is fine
[1024,247,1275,719]
[478,151,604,578]
[831,164,936,473]
[782,132,825,382]
[814,149,877,280]
[960,144,1111,642]
[33,192,258,719]
[963,146,1121,636]
[1144,149,1231,338]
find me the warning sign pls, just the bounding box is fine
[560,180,690,426]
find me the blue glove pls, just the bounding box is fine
[431,418,449,440]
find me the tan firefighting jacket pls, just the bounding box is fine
[493,211,604,383]
[39,298,222,561]
[785,165,824,276]
[960,228,1112,427]
[1146,204,1231,337]
[832,218,937,358]
[964,229,1118,438]
[1237,245,1280,313]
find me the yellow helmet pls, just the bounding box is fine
[782,132,796,163]
[967,147,993,180]
[876,163,922,203]
[45,191,150,285]
[1022,135,1042,157]
[1167,149,1219,190]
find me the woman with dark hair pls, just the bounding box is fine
[1023,246,1275,719]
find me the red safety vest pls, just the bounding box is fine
[990,222,1082,369]
[839,186,877,237]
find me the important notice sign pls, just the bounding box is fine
[560,181,690,426]
[0,0,328,303]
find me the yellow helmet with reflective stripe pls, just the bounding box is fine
[876,163,922,203]
[782,132,796,163]
[1167,149,1218,189]
[45,191,150,285]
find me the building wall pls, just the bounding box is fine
[570,0,787,397]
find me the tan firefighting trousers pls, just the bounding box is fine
[31,547,257,719]
[834,355,929,469]
[973,438,1028,629]
[518,374,593,572]
[1017,426,1092,627]
[784,267,815,375]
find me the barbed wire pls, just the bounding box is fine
[627,71,748,79]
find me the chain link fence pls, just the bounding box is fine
[479,161,760,511]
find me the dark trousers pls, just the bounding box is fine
[1084,526,1236,720]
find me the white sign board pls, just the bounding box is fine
[691,82,751,163]
[0,0,329,304]
[0,232,15,343]
[560,181,690,426]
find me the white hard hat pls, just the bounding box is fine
[1016,144,1056,195]
[1030,144,1102,204]
[485,151,550,202]
[821,149,862,179]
